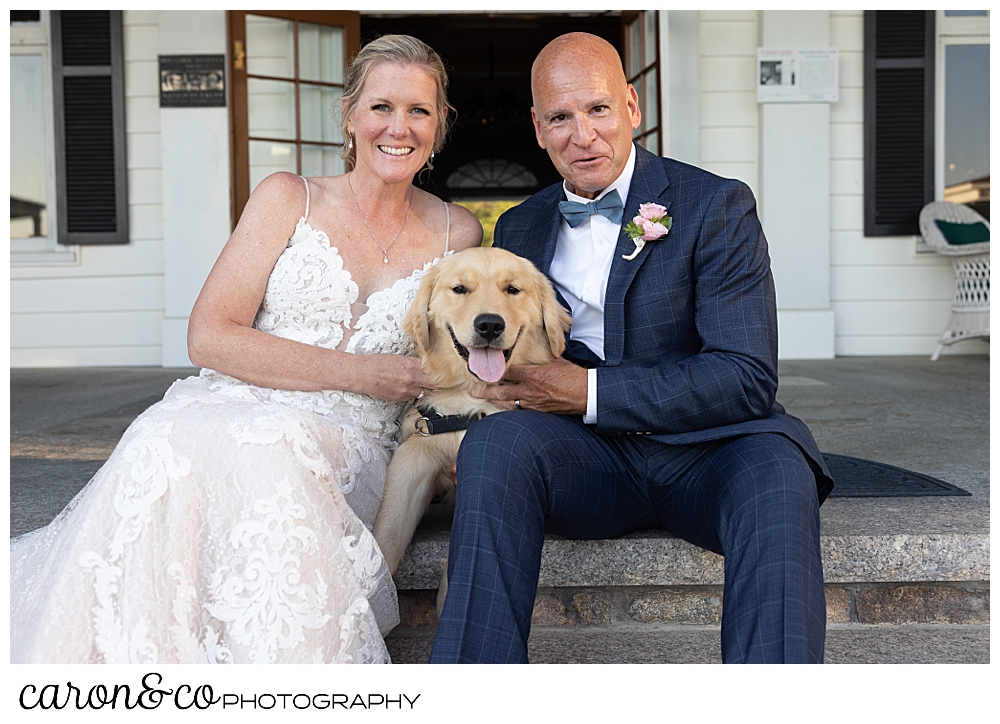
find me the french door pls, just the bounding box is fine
[622,10,662,156]
[227,10,360,226]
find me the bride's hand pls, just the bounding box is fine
[358,354,436,402]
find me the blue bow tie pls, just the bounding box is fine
[558,189,624,228]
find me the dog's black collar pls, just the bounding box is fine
[414,405,486,436]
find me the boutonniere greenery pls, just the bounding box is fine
[622,203,672,260]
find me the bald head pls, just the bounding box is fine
[529,32,641,198]
[531,33,627,106]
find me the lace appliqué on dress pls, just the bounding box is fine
[7,219,451,664]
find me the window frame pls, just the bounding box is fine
[10,11,77,264]
[933,10,990,208]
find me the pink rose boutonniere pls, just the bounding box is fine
[622,202,672,260]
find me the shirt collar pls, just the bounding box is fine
[563,142,637,207]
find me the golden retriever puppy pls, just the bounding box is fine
[372,247,572,592]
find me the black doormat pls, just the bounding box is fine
[822,454,971,498]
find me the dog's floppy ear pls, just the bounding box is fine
[536,271,573,358]
[404,263,440,356]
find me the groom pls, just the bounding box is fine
[429,32,834,664]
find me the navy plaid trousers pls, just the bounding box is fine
[429,411,826,663]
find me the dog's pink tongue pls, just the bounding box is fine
[468,347,506,383]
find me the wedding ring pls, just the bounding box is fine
[417,388,425,400]
[515,399,522,410]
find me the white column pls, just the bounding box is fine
[760,10,835,359]
[158,11,231,366]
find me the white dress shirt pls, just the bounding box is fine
[549,143,637,424]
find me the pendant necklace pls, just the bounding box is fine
[347,173,412,264]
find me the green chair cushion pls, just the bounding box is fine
[934,219,990,245]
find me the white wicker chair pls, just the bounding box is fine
[918,201,990,361]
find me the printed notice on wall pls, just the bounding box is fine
[159,55,226,108]
[757,49,838,103]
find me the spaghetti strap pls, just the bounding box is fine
[300,175,311,222]
[443,200,451,254]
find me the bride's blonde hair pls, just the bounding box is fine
[340,34,454,172]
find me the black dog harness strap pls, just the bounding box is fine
[414,406,487,436]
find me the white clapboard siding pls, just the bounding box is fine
[831,123,863,159]
[832,300,967,336]
[830,87,864,124]
[831,10,864,51]
[11,311,165,348]
[700,56,756,92]
[830,158,863,196]
[830,194,864,232]
[699,13,759,198]
[831,266,956,302]
[128,168,164,206]
[701,91,757,128]
[832,232,953,267]
[11,276,165,314]
[123,16,158,61]
[126,96,161,134]
[127,132,162,169]
[130,204,164,241]
[10,241,164,280]
[699,12,758,55]
[10,11,165,367]
[700,127,757,163]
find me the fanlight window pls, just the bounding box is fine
[446,158,537,190]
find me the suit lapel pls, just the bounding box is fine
[603,145,671,366]
[507,188,573,314]
[531,191,564,275]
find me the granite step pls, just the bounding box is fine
[391,503,990,661]
[395,507,990,592]
[385,623,991,664]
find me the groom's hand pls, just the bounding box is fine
[474,359,588,416]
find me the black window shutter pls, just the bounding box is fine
[864,10,935,237]
[52,10,129,245]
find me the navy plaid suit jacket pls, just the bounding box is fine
[494,144,834,502]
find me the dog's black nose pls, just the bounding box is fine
[473,313,505,341]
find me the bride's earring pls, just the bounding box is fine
[348,133,354,150]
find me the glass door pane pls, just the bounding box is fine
[644,11,657,67]
[247,77,296,140]
[644,67,658,126]
[300,84,343,143]
[944,44,989,187]
[302,144,345,177]
[299,22,344,83]
[246,15,294,77]
[943,43,989,216]
[627,18,642,78]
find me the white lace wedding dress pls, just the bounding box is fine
[10,180,449,664]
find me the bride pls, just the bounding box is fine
[10,35,482,664]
